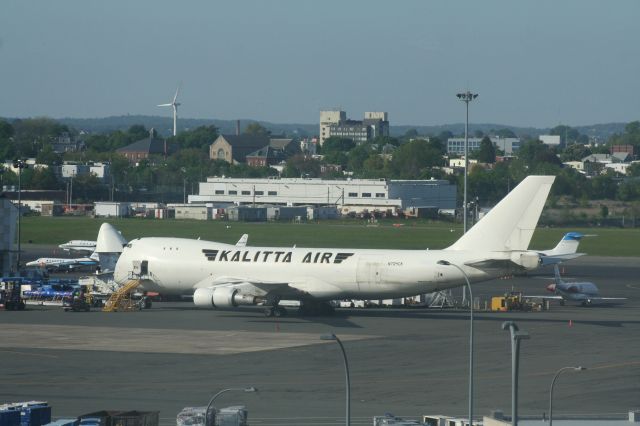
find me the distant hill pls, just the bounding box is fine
[22,115,630,141]
[391,123,628,140]
[56,115,317,138]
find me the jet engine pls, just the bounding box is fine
[193,287,257,308]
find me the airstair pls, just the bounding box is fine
[102,279,142,312]
[428,290,457,308]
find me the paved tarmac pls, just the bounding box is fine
[1,256,639,425]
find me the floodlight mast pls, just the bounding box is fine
[456,91,478,234]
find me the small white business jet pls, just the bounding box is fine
[26,252,99,271]
[113,175,555,316]
[58,240,97,254]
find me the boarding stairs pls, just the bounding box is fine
[102,279,142,312]
[428,290,457,309]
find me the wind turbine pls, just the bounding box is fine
[158,85,181,136]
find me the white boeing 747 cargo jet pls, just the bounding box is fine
[113,175,555,316]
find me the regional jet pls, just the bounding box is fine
[530,264,626,306]
[113,175,555,316]
[26,252,100,271]
[537,232,586,265]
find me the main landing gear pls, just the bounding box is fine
[264,305,288,317]
[264,295,287,317]
[262,299,336,317]
[298,301,335,316]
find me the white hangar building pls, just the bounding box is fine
[188,177,456,214]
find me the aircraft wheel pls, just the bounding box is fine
[264,307,274,317]
[559,300,565,306]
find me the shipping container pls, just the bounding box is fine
[111,411,158,426]
[44,419,79,426]
[0,410,21,426]
[20,405,51,426]
[215,406,247,426]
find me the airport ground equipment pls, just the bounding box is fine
[0,278,26,310]
[102,279,142,312]
[78,410,159,426]
[62,296,91,312]
[177,405,248,426]
[374,414,425,425]
[491,292,541,312]
[0,401,51,426]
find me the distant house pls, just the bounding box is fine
[611,144,635,158]
[51,132,84,153]
[246,146,285,167]
[116,129,176,163]
[209,135,298,166]
[209,135,270,164]
[580,153,632,176]
[269,138,297,154]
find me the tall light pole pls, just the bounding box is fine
[181,167,187,204]
[502,321,529,426]
[437,260,474,426]
[549,366,585,426]
[456,91,478,233]
[204,386,257,426]
[13,159,27,272]
[321,333,350,426]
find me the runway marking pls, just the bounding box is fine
[626,284,640,290]
[0,324,375,355]
[587,360,640,370]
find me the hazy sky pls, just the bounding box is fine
[1,1,639,128]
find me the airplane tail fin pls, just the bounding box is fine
[236,234,249,247]
[95,223,127,253]
[95,223,127,272]
[546,232,584,256]
[447,175,555,252]
[553,264,563,285]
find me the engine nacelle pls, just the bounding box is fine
[193,287,257,308]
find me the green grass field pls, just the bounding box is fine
[19,216,639,257]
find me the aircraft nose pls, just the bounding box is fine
[546,283,556,292]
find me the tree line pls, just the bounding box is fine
[1,117,639,206]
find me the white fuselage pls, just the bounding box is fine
[114,237,516,300]
[59,240,97,253]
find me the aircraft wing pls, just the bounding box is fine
[193,275,316,299]
[589,297,627,301]
[523,295,563,300]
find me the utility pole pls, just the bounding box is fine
[13,159,27,271]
